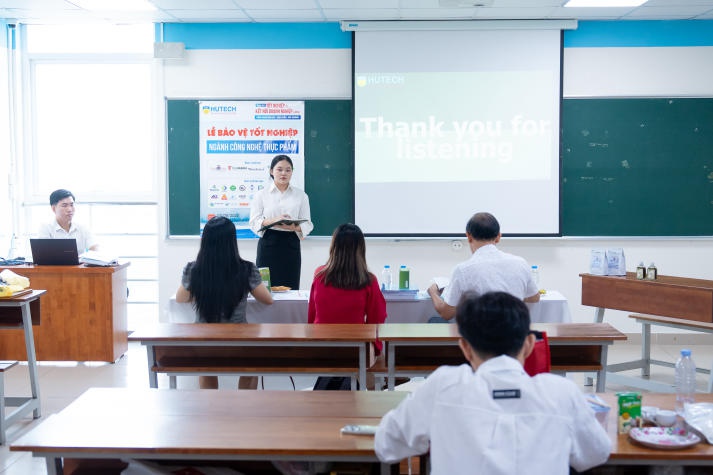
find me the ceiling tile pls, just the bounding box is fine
[323,8,401,20]
[161,9,250,21]
[245,9,326,20]
[150,0,239,9]
[235,0,318,9]
[400,7,478,18]
[318,0,400,7]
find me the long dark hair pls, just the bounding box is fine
[316,223,372,290]
[190,216,251,322]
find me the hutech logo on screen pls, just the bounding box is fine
[356,74,405,87]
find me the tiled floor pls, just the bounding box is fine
[1,340,712,475]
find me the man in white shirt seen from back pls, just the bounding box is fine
[37,189,98,253]
[375,291,611,475]
[428,211,540,322]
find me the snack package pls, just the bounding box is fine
[589,249,607,275]
[606,248,626,276]
[617,391,642,434]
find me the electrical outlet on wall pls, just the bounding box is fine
[451,240,463,251]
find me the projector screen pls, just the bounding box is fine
[354,29,562,236]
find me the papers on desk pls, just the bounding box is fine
[382,289,419,300]
[79,250,118,267]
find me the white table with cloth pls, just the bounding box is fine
[169,290,571,324]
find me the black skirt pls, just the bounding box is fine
[256,229,301,289]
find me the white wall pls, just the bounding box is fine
[156,34,713,336]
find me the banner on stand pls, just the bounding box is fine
[198,100,305,238]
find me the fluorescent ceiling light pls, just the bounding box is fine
[70,0,157,12]
[564,0,648,7]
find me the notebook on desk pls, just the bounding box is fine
[29,238,80,265]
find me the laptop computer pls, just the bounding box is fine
[30,238,80,265]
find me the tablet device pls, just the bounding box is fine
[30,238,80,265]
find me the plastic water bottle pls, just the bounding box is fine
[674,349,696,416]
[531,265,540,289]
[7,234,19,259]
[381,265,393,291]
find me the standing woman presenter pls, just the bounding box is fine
[249,154,313,289]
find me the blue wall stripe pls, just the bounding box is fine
[565,20,713,47]
[162,22,350,50]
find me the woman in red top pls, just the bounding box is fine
[309,223,387,390]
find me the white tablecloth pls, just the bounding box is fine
[169,290,571,324]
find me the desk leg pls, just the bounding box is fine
[21,303,41,418]
[44,457,60,475]
[596,345,608,393]
[584,308,606,387]
[594,307,605,323]
[387,344,395,391]
[359,344,367,392]
[145,346,158,389]
[641,322,651,378]
[0,372,5,445]
[381,462,398,475]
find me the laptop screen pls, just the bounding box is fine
[29,239,80,265]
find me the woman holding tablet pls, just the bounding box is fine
[249,154,313,289]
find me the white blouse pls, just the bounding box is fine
[248,182,313,238]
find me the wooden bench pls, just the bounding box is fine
[617,314,713,392]
[371,323,626,392]
[129,323,378,390]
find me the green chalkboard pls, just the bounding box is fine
[561,98,713,236]
[167,99,354,237]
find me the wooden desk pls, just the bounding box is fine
[375,323,627,392]
[0,290,45,444]
[581,273,713,391]
[602,392,713,466]
[129,323,378,391]
[10,387,408,475]
[0,264,129,362]
[581,272,713,323]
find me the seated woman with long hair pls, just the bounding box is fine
[176,216,273,389]
[308,223,387,389]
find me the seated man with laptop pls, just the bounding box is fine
[36,189,98,253]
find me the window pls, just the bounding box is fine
[19,23,159,328]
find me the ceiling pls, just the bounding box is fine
[0,0,712,24]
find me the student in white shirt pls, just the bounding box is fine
[248,155,313,289]
[375,291,611,475]
[37,189,98,253]
[428,212,539,322]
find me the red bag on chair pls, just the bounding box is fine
[523,330,551,376]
